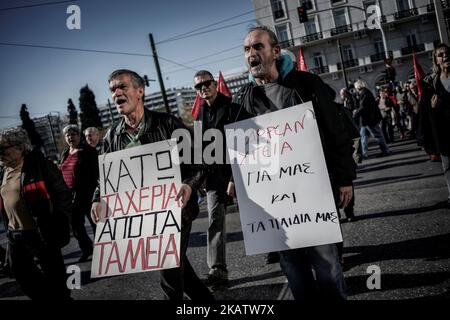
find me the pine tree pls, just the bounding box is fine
[67,98,78,125]
[79,84,103,131]
[19,104,44,150]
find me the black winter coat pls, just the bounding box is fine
[197,92,233,195]
[422,73,450,156]
[0,149,72,247]
[61,142,99,210]
[94,108,204,224]
[233,69,356,187]
[354,88,382,126]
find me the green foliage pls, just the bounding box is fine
[79,84,103,131]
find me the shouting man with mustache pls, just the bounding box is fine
[232,26,356,300]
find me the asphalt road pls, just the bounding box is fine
[1,138,449,300]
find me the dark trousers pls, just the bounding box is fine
[160,217,214,301]
[7,229,70,300]
[72,200,96,255]
[279,244,346,300]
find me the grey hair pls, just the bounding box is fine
[0,127,32,151]
[194,70,214,79]
[340,88,349,95]
[247,25,279,48]
[432,43,450,74]
[63,124,80,135]
[354,80,367,90]
[108,69,145,89]
[84,127,99,135]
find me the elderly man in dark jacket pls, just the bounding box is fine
[91,69,213,301]
[353,80,390,158]
[0,128,72,300]
[231,26,356,300]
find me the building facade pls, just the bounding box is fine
[222,69,251,96]
[33,114,63,161]
[252,0,445,95]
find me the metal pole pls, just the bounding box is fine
[376,0,390,60]
[337,39,349,90]
[434,0,450,45]
[149,33,171,113]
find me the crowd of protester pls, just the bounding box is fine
[0,31,448,301]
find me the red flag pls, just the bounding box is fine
[297,47,308,71]
[413,51,425,98]
[217,71,232,97]
[191,94,204,120]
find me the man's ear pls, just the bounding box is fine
[273,45,281,59]
[139,87,144,100]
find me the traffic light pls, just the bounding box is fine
[143,75,150,87]
[298,5,308,23]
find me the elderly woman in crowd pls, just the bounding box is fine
[0,128,72,299]
[60,125,99,262]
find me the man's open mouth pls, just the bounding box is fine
[116,98,127,106]
[249,59,260,68]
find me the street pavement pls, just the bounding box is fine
[0,137,449,300]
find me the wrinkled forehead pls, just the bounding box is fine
[244,30,270,46]
[109,74,132,88]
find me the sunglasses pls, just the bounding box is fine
[194,79,215,91]
[0,145,16,156]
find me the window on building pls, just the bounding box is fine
[299,0,314,10]
[271,0,286,20]
[305,16,317,34]
[331,0,346,5]
[313,52,325,67]
[275,24,291,43]
[333,8,348,27]
[363,0,376,16]
[374,37,384,53]
[407,33,417,47]
[342,45,355,61]
[396,0,410,11]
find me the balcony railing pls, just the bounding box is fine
[370,51,393,63]
[394,8,418,20]
[337,59,359,70]
[331,24,353,36]
[309,66,329,75]
[401,43,426,55]
[279,39,294,49]
[301,32,323,43]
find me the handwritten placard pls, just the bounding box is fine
[91,139,182,278]
[225,102,342,255]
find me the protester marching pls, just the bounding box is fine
[1,2,449,304]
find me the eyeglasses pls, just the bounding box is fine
[194,79,215,91]
[0,145,16,156]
